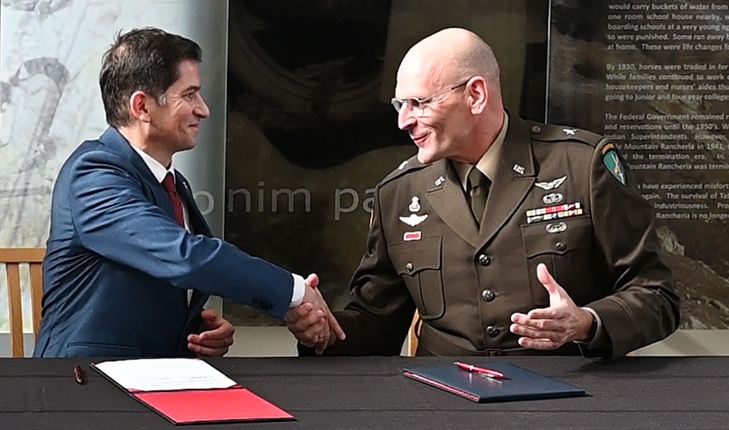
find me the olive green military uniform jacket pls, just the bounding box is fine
[312,115,680,361]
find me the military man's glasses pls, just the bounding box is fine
[391,79,470,116]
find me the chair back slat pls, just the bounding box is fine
[5,263,24,357]
[0,248,45,263]
[0,248,45,357]
[29,264,44,338]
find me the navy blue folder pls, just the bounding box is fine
[403,362,585,403]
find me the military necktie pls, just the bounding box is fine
[161,172,185,227]
[467,167,490,226]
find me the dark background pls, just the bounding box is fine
[223,0,550,325]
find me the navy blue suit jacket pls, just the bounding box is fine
[34,127,294,358]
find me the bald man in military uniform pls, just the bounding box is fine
[287,28,679,361]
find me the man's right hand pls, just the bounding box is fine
[286,274,345,354]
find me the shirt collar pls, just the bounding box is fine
[454,111,509,191]
[129,145,175,184]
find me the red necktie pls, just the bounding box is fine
[161,172,185,227]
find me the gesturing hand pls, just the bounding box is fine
[188,309,235,356]
[509,263,595,350]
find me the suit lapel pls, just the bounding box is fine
[478,116,536,247]
[174,172,212,312]
[98,127,178,221]
[425,160,480,248]
[175,172,212,237]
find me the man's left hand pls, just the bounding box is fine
[188,309,235,356]
[510,263,595,350]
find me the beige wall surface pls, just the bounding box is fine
[223,328,729,358]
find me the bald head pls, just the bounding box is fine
[394,28,505,165]
[398,27,501,99]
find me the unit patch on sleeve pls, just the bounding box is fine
[601,143,626,186]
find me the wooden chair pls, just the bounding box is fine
[408,311,422,356]
[0,248,45,357]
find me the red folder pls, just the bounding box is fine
[133,386,293,425]
[90,360,293,425]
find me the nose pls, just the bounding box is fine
[397,105,416,130]
[195,96,210,119]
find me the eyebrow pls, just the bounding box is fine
[181,85,201,93]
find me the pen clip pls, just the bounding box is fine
[477,373,504,383]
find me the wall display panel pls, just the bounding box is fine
[224,0,549,324]
[548,0,729,329]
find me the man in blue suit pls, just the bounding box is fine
[34,27,344,358]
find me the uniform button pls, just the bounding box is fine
[477,254,491,266]
[406,263,413,272]
[555,242,566,251]
[486,326,500,337]
[531,125,541,134]
[481,289,495,302]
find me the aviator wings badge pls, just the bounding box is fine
[399,214,428,227]
[535,176,567,191]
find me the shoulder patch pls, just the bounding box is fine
[602,144,626,186]
[601,142,617,156]
[530,122,602,147]
[380,155,427,186]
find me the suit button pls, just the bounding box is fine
[531,125,542,134]
[555,242,566,251]
[406,263,414,272]
[481,289,495,302]
[486,326,500,337]
[477,254,491,266]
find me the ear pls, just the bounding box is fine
[466,77,488,115]
[129,91,152,123]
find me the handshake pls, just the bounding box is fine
[286,274,346,355]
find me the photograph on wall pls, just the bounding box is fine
[223,0,549,324]
[548,0,729,328]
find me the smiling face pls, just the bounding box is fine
[394,57,473,165]
[147,59,210,155]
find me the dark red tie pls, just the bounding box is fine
[161,172,185,227]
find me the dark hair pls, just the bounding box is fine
[99,27,202,127]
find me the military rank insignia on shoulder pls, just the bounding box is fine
[380,155,426,186]
[601,143,626,186]
[530,123,602,147]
